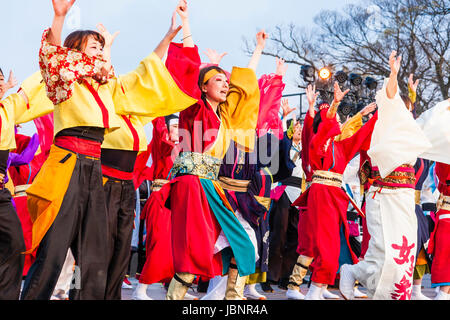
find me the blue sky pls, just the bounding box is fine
[2,0,359,137]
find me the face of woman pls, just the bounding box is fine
[202,73,229,104]
[293,123,302,141]
[0,72,5,99]
[83,36,104,59]
[169,124,179,143]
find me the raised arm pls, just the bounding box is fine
[177,0,194,48]
[305,84,319,118]
[327,81,349,119]
[386,50,401,99]
[153,11,183,60]
[48,0,76,46]
[247,30,268,72]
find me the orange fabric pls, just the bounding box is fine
[25,145,77,254]
[416,248,428,266]
[211,180,235,214]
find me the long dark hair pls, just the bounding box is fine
[312,111,323,134]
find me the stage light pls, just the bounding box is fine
[335,71,348,84]
[300,65,315,83]
[349,73,362,86]
[338,100,354,116]
[364,77,378,90]
[318,67,332,81]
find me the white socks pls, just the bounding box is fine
[305,284,322,300]
[133,283,152,300]
[411,284,431,300]
[434,290,450,300]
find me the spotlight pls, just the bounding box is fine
[349,73,362,86]
[335,71,348,84]
[364,77,378,90]
[318,67,332,81]
[300,65,315,83]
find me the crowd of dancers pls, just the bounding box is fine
[0,0,449,301]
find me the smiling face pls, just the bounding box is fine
[83,36,104,59]
[201,73,229,104]
[169,123,179,143]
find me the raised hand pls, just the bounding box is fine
[408,74,419,93]
[96,23,120,49]
[360,102,377,116]
[6,71,18,91]
[52,0,76,17]
[305,84,319,108]
[256,30,269,49]
[204,49,228,65]
[281,98,295,118]
[389,50,402,76]
[165,11,183,42]
[275,57,288,77]
[333,81,350,103]
[176,0,189,21]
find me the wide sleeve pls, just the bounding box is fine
[111,51,197,117]
[33,113,54,156]
[219,67,261,152]
[38,28,106,105]
[256,73,285,140]
[9,134,39,167]
[338,112,378,164]
[367,79,432,178]
[310,116,341,158]
[165,42,202,99]
[335,112,363,142]
[415,99,450,165]
[14,71,54,124]
[301,112,315,180]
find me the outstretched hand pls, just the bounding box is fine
[6,71,18,91]
[204,49,228,65]
[176,0,189,20]
[275,57,288,77]
[52,0,76,17]
[281,98,295,118]
[360,102,377,116]
[408,74,419,93]
[305,84,319,108]
[333,81,350,102]
[96,23,120,49]
[389,50,402,76]
[256,30,269,49]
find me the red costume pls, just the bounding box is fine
[293,109,378,285]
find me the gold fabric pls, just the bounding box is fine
[151,179,169,192]
[415,190,421,206]
[246,269,266,285]
[335,112,363,142]
[312,170,343,188]
[172,152,222,180]
[370,164,416,190]
[218,176,250,193]
[437,194,450,211]
[225,267,247,300]
[207,67,260,159]
[165,273,196,300]
[287,255,313,290]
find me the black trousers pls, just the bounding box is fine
[0,188,25,300]
[21,153,109,300]
[267,192,299,283]
[103,177,136,300]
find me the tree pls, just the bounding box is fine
[244,0,449,114]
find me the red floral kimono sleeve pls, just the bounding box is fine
[38,28,106,105]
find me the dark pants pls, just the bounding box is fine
[0,189,25,300]
[267,192,299,283]
[103,178,136,300]
[21,153,109,300]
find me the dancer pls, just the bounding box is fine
[21,0,194,300]
[163,0,264,300]
[339,51,433,300]
[0,68,53,300]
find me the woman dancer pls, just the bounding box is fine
[163,0,265,300]
[21,0,194,300]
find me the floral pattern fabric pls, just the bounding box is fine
[39,28,106,105]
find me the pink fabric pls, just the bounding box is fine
[256,74,285,140]
[270,185,287,201]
